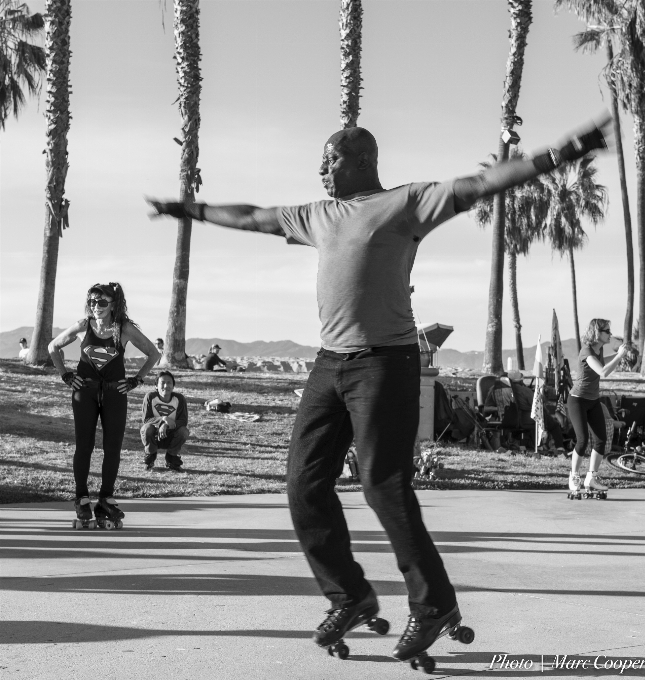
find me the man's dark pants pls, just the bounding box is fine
[140,424,189,466]
[286,344,457,617]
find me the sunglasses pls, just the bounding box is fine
[89,298,111,308]
[601,328,612,335]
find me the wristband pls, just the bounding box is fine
[532,148,562,174]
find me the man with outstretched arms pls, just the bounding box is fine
[148,117,611,661]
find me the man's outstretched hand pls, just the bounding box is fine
[146,198,187,220]
[558,112,614,162]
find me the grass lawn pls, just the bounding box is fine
[1,358,643,504]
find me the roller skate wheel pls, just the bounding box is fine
[73,519,81,530]
[328,642,349,659]
[89,520,97,530]
[410,658,419,670]
[115,520,123,529]
[336,643,349,660]
[104,519,115,530]
[368,617,390,635]
[457,626,475,644]
[421,656,436,673]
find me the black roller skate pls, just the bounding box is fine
[314,589,390,660]
[72,496,96,530]
[94,497,125,530]
[393,605,474,674]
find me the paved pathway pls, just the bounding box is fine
[1,490,644,679]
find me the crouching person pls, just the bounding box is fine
[141,371,189,471]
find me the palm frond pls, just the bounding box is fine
[573,28,606,53]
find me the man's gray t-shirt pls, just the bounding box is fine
[278,181,456,353]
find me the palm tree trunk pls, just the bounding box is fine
[635,111,645,374]
[483,0,532,376]
[569,245,581,353]
[484,137,508,376]
[635,0,645,374]
[607,42,635,346]
[162,0,201,369]
[25,0,71,366]
[508,250,525,370]
[339,0,362,129]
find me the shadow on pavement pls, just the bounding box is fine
[3,621,644,676]
[1,525,643,558]
[1,571,643,600]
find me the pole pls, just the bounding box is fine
[535,376,539,455]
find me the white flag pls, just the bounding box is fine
[531,336,545,446]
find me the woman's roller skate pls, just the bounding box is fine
[313,589,390,660]
[72,496,96,530]
[392,604,475,674]
[582,471,608,500]
[94,497,125,530]
[567,472,582,500]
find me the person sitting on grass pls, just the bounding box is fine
[18,337,29,359]
[141,371,189,472]
[203,344,228,371]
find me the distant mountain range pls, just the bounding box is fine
[2,326,605,369]
[0,327,320,361]
[436,339,585,372]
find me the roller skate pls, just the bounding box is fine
[582,471,608,500]
[392,605,474,674]
[567,472,582,500]
[94,496,125,530]
[314,589,390,660]
[72,496,96,530]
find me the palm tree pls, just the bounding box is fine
[161,0,202,368]
[472,149,547,370]
[606,40,636,348]
[483,0,533,376]
[544,157,608,352]
[339,0,362,129]
[0,0,45,128]
[25,0,71,365]
[555,0,644,369]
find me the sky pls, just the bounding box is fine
[0,0,639,352]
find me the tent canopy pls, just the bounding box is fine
[417,323,453,350]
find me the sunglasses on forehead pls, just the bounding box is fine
[89,298,111,308]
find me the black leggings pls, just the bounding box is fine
[72,385,128,498]
[568,395,606,457]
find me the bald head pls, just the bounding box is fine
[325,127,378,162]
[320,127,382,199]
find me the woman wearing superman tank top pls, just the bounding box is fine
[49,282,160,528]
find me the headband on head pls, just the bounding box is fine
[89,283,116,299]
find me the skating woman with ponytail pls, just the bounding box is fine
[49,283,160,528]
[567,318,627,496]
